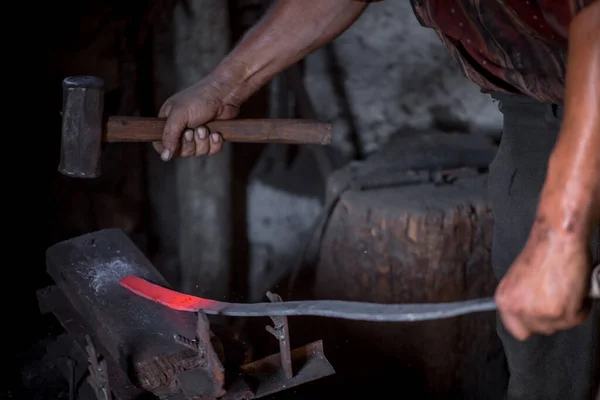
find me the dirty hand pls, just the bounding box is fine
[494,220,591,341]
[154,78,240,161]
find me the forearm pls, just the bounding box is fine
[210,0,367,105]
[538,0,600,239]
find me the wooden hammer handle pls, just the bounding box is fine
[105,116,332,145]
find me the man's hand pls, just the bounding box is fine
[154,77,240,161]
[496,0,600,342]
[153,0,368,162]
[495,219,592,341]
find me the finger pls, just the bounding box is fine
[500,312,531,341]
[520,317,557,336]
[178,129,196,157]
[162,109,188,160]
[577,298,592,316]
[214,104,239,120]
[208,132,223,155]
[549,306,591,331]
[194,126,210,156]
[152,141,164,155]
[178,129,197,157]
[570,307,590,326]
[184,128,194,143]
[158,102,173,119]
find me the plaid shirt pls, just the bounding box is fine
[409,0,593,104]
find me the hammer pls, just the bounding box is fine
[59,76,333,178]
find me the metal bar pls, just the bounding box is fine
[121,266,600,322]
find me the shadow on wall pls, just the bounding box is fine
[303,0,503,157]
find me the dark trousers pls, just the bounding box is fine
[488,92,600,400]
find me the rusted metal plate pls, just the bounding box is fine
[240,340,335,398]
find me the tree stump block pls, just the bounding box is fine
[314,132,507,399]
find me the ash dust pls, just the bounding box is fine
[86,258,135,294]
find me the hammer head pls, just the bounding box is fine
[59,76,105,178]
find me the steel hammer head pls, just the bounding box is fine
[59,76,105,178]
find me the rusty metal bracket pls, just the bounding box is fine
[173,311,227,398]
[85,335,112,400]
[264,292,293,379]
[239,340,335,398]
[222,291,335,399]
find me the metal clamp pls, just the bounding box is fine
[84,335,111,400]
[265,291,293,379]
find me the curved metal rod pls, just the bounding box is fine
[120,264,599,323]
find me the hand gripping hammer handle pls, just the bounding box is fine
[59,75,332,179]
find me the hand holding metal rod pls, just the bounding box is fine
[119,264,599,323]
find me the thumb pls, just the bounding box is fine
[161,109,188,160]
[152,141,164,155]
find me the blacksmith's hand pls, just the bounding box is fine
[495,219,592,341]
[154,76,241,161]
[496,0,600,341]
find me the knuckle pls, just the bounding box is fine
[195,135,209,155]
[205,97,221,109]
[572,314,587,326]
[180,148,194,158]
[537,323,556,335]
[209,143,222,155]
[159,101,173,115]
[194,142,209,156]
[507,322,528,341]
[569,308,588,324]
[514,331,529,341]
[184,140,196,152]
[544,305,565,319]
[494,293,513,312]
[152,142,163,153]
[199,90,223,111]
[164,115,187,142]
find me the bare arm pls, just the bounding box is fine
[494,0,600,341]
[213,0,368,105]
[158,0,367,158]
[537,0,600,240]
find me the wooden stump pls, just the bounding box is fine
[313,132,507,399]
